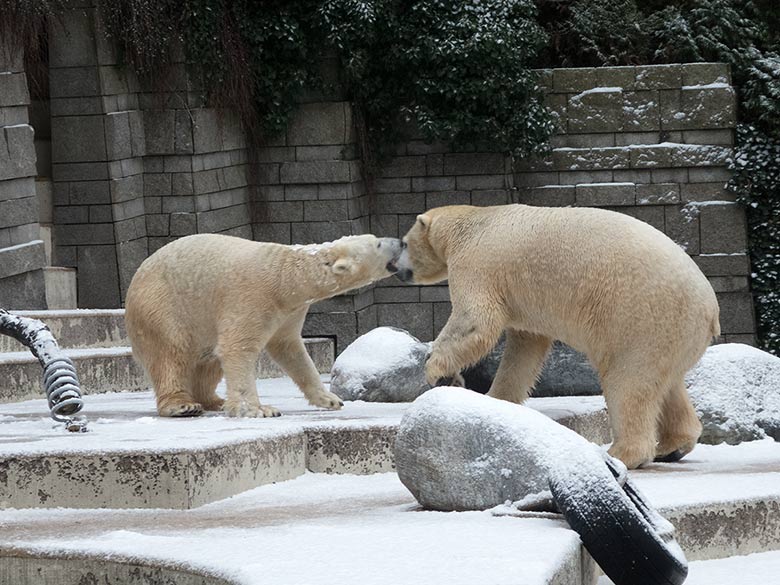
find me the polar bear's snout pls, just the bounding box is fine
[395,246,414,282]
[380,237,404,273]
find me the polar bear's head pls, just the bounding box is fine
[320,235,404,290]
[396,212,448,284]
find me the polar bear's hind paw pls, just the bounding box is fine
[164,402,204,417]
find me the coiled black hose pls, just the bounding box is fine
[0,308,87,431]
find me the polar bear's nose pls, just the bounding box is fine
[397,268,413,282]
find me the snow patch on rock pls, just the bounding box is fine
[686,343,780,444]
[330,327,431,402]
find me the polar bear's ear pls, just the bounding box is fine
[416,214,431,230]
[332,258,354,274]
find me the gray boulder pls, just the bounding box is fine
[686,343,780,444]
[395,387,607,511]
[330,327,432,402]
[463,339,601,396]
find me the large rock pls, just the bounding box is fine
[686,343,780,444]
[395,387,606,511]
[463,339,601,396]
[329,327,431,402]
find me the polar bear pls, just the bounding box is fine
[397,204,719,469]
[125,233,402,418]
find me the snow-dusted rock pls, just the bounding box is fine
[463,339,601,396]
[395,387,606,511]
[330,327,431,402]
[687,343,780,444]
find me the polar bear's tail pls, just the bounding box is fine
[710,310,721,340]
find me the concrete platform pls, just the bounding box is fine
[0,339,335,403]
[632,439,780,561]
[0,473,593,585]
[3,438,780,585]
[0,378,608,509]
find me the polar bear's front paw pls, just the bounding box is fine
[434,373,465,388]
[308,390,344,410]
[425,359,464,388]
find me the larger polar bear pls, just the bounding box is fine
[126,233,402,418]
[397,204,719,469]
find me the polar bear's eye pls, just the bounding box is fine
[377,242,381,248]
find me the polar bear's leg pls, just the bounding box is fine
[487,329,552,404]
[602,368,666,469]
[192,357,225,411]
[150,351,204,417]
[221,350,279,417]
[425,300,504,387]
[266,336,343,409]
[654,380,702,462]
[266,310,343,409]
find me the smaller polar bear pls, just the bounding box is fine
[397,204,719,469]
[125,233,402,418]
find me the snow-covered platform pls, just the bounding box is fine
[0,472,592,585]
[0,377,609,509]
[2,440,780,585]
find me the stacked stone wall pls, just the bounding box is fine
[358,63,754,348]
[0,44,46,308]
[4,5,753,351]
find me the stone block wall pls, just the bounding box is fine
[0,43,46,308]
[516,63,753,343]
[47,2,253,307]
[358,63,753,347]
[47,2,145,307]
[9,5,754,352]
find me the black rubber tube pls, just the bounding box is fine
[0,308,85,422]
[549,454,688,585]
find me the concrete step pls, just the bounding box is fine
[0,384,608,510]
[0,309,127,352]
[2,443,780,585]
[0,472,589,585]
[42,267,78,310]
[0,338,334,404]
[0,346,145,403]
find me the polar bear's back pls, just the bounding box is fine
[448,205,718,367]
[125,234,286,351]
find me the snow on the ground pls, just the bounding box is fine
[599,549,780,585]
[0,376,408,456]
[1,472,580,585]
[1,374,780,583]
[629,439,780,508]
[0,377,607,456]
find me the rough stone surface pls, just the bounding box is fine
[0,432,306,509]
[463,340,601,397]
[306,426,397,474]
[330,327,431,402]
[685,343,780,444]
[0,557,232,585]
